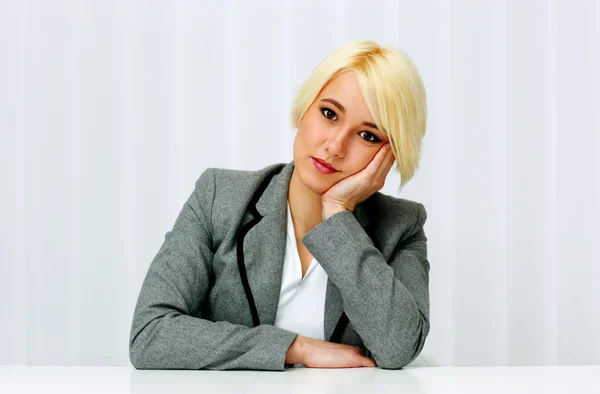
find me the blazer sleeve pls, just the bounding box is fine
[301,203,430,369]
[129,168,298,371]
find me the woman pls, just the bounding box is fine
[129,40,429,371]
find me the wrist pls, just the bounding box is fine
[285,335,307,365]
[322,203,351,220]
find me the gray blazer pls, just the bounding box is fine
[129,161,430,371]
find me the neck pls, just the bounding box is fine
[288,167,323,236]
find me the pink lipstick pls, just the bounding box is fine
[312,157,338,174]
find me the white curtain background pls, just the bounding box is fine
[1,0,599,367]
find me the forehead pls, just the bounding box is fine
[317,71,374,120]
[319,70,360,96]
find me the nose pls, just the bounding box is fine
[324,128,350,158]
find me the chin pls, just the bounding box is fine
[298,160,334,195]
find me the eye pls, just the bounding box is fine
[359,131,381,143]
[321,107,337,121]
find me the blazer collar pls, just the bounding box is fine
[238,160,374,341]
[253,160,372,228]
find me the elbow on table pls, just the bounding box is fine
[374,320,430,370]
[129,312,176,369]
[129,349,146,370]
[129,321,163,370]
[129,336,153,370]
[375,352,417,370]
[129,338,171,370]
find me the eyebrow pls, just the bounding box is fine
[320,98,380,131]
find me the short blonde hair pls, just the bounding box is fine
[290,40,427,189]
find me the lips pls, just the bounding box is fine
[312,157,338,171]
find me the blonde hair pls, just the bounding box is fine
[290,40,427,189]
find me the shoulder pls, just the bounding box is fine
[371,192,427,224]
[191,162,288,236]
[194,162,286,193]
[364,192,427,243]
[212,162,286,191]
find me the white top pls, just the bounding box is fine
[273,201,328,340]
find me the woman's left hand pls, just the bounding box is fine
[321,143,395,220]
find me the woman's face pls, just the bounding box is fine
[293,70,389,195]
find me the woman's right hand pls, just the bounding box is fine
[286,335,377,368]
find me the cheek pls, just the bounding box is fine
[296,117,323,148]
[348,150,376,173]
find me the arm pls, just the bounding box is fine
[129,168,298,371]
[301,203,430,369]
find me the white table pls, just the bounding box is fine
[1,365,599,394]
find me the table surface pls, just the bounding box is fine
[1,365,599,394]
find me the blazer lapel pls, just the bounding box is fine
[236,160,376,342]
[237,161,295,326]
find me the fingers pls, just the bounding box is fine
[351,347,376,367]
[362,357,377,367]
[303,342,378,369]
[381,144,395,172]
[370,144,394,186]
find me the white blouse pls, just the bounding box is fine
[273,201,328,340]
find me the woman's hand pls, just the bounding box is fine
[321,143,395,220]
[286,335,377,368]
